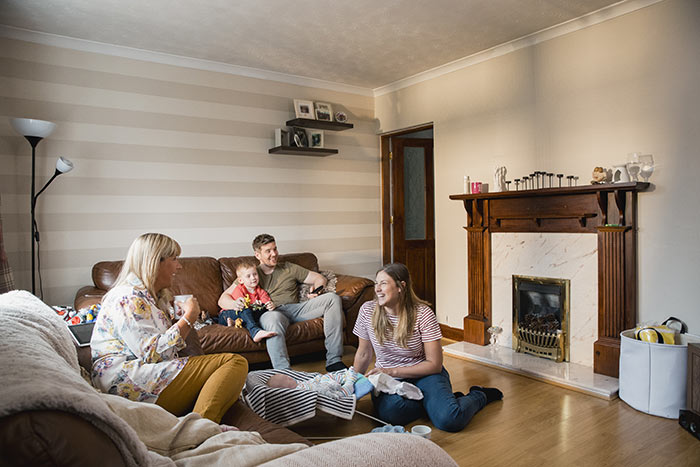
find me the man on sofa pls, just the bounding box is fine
[218,233,347,372]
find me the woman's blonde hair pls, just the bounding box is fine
[113,233,181,304]
[372,263,430,348]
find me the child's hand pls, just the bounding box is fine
[266,301,276,311]
[232,297,246,311]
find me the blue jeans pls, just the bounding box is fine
[258,293,344,369]
[218,308,264,339]
[371,367,487,432]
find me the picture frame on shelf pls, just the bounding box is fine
[291,127,309,147]
[314,102,333,121]
[274,128,290,147]
[293,99,315,119]
[306,129,324,148]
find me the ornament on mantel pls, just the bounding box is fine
[493,165,507,192]
[591,166,607,184]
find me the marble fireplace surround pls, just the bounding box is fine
[492,233,597,367]
[448,182,649,378]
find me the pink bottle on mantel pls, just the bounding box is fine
[471,182,482,194]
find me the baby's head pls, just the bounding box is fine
[267,374,298,389]
[236,259,259,289]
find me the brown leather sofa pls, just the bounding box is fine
[74,252,375,364]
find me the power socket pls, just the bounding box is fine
[678,410,700,440]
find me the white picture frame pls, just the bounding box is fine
[275,128,290,146]
[314,102,333,121]
[294,99,315,119]
[306,129,324,148]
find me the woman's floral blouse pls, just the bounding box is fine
[90,273,188,403]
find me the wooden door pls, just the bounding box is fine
[389,137,436,307]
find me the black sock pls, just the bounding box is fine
[470,385,503,403]
[453,391,465,398]
[326,361,348,372]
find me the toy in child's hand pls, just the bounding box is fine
[311,285,324,295]
[250,302,267,313]
[234,318,244,328]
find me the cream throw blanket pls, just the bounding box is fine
[0,291,457,467]
[0,291,307,466]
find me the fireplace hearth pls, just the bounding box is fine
[513,275,570,363]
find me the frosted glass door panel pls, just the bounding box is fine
[403,147,426,240]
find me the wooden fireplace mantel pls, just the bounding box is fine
[449,182,649,377]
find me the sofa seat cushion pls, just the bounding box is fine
[197,318,325,354]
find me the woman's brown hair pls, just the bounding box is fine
[371,263,430,348]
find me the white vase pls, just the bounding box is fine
[613,165,630,183]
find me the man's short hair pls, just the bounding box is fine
[253,233,275,252]
[235,258,258,275]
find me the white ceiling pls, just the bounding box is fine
[0,0,638,90]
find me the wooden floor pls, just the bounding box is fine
[288,343,700,467]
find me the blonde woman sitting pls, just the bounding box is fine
[90,233,248,423]
[352,263,502,432]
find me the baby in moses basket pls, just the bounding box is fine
[266,367,360,399]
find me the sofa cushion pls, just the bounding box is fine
[170,257,223,317]
[92,261,122,290]
[91,257,223,318]
[198,318,325,354]
[299,270,337,301]
[219,253,320,291]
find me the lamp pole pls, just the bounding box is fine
[25,135,43,295]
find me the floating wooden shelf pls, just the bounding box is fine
[268,146,338,157]
[285,118,354,131]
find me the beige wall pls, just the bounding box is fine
[375,0,700,332]
[0,37,381,307]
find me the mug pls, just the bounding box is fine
[173,294,193,319]
[411,424,432,439]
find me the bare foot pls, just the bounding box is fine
[253,330,277,343]
[227,317,234,327]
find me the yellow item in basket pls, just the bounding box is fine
[634,325,677,344]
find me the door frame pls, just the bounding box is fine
[379,123,434,265]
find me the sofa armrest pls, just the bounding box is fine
[0,410,127,467]
[74,286,106,310]
[334,274,374,347]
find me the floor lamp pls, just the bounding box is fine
[10,118,74,297]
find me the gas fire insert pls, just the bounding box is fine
[512,275,570,362]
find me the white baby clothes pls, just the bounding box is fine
[296,366,359,399]
[367,372,424,400]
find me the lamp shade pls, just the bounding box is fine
[10,118,56,138]
[56,157,74,174]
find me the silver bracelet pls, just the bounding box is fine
[181,316,194,328]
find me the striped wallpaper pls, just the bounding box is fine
[0,37,382,307]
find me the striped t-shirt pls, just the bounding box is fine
[353,300,442,369]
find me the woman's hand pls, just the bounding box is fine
[367,367,398,377]
[181,296,200,324]
[266,300,276,311]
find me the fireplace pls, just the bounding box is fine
[512,275,570,363]
[450,182,649,376]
